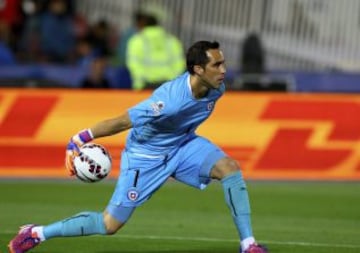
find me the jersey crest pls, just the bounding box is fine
[127,188,139,201]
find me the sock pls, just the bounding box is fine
[241,236,255,251]
[221,171,253,240]
[42,211,107,239]
[31,226,46,242]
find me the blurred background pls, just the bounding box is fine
[1,0,360,92]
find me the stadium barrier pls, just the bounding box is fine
[2,65,360,92]
[0,88,359,180]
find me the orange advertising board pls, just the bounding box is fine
[0,88,359,180]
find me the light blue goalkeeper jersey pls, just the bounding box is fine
[126,72,225,156]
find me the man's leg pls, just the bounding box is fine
[7,212,106,253]
[172,136,267,252]
[8,204,134,253]
[221,171,254,246]
[211,157,267,253]
[40,212,107,239]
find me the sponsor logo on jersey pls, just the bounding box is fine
[150,101,165,116]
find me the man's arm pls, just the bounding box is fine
[90,111,133,138]
[65,111,132,175]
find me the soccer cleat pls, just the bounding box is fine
[8,224,40,253]
[241,243,268,253]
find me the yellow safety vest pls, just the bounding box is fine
[126,26,185,90]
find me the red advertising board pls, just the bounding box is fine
[0,88,359,180]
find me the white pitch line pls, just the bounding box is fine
[113,234,360,249]
[3,230,360,249]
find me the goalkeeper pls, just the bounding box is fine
[8,41,268,253]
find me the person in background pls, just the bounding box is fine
[0,0,23,54]
[240,32,287,91]
[39,0,75,63]
[126,14,185,90]
[0,20,16,65]
[75,35,97,67]
[80,55,110,89]
[116,11,147,67]
[241,32,266,76]
[0,40,15,65]
[17,0,45,62]
[87,19,112,58]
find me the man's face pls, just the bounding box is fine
[200,49,226,89]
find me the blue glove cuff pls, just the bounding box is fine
[78,129,94,143]
[67,141,80,152]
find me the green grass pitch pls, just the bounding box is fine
[1,179,359,253]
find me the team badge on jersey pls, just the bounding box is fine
[127,188,139,201]
[207,101,214,111]
[150,101,165,116]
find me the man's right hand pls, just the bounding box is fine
[65,129,94,176]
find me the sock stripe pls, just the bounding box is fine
[222,171,253,239]
[228,188,238,216]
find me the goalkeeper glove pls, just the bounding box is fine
[65,129,94,176]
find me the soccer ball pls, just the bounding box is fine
[73,143,112,183]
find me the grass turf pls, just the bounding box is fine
[0,179,359,253]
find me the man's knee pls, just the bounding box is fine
[103,210,125,235]
[210,157,240,180]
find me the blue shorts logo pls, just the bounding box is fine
[207,101,214,111]
[127,189,139,201]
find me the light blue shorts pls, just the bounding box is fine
[106,135,226,222]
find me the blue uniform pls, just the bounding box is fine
[107,72,226,220]
[39,47,255,249]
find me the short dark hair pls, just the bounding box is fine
[186,41,220,74]
[145,15,158,26]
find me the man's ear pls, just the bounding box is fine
[194,65,204,75]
